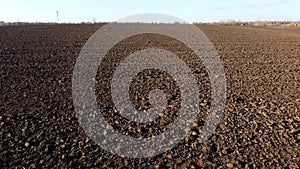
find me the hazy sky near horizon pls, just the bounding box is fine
[1,0,299,23]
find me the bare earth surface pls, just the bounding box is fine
[1,24,299,168]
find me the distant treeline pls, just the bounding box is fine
[1,20,299,26]
[0,21,108,26]
[198,20,300,26]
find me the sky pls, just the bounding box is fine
[1,0,299,23]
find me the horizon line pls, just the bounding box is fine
[1,20,300,24]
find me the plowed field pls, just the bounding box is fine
[1,24,299,168]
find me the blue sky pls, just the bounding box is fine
[1,0,299,23]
